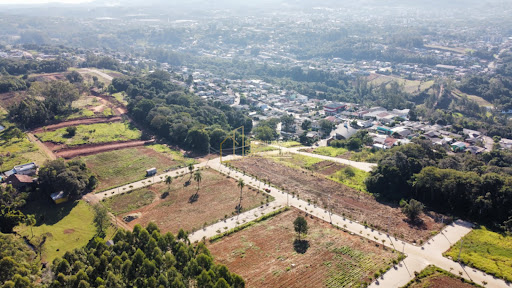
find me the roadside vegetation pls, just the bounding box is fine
[103,189,155,215]
[444,227,512,283]
[0,124,49,172]
[36,121,141,146]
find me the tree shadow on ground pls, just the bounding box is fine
[22,199,78,226]
[293,239,310,254]
[188,193,199,203]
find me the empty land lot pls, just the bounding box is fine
[230,156,444,243]
[444,227,512,283]
[208,208,401,288]
[36,121,141,147]
[82,144,196,191]
[106,168,270,234]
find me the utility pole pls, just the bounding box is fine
[458,239,464,263]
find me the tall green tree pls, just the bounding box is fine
[237,179,245,213]
[92,204,109,235]
[193,170,202,192]
[293,216,308,241]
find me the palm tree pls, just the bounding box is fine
[188,163,194,177]
[237,179,245,213]
[165,175,173,191]
[193,170,202,192]
[25,214,36,238]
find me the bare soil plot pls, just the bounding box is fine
[111,169,269,234]
[231,156,444,243]
[0,91,28,109]
[208,208,400,288]
[402,265,480,288]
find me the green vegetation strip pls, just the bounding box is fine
[103,189,155,215]
[444,227,512,283]
[209,207,289,243]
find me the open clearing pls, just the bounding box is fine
[230,156,444,243]
[309,146,384,163]
[444,227,512,283]
[402,265,480,288]
[0,114,50,171]
[16,201,96,262]
[367,74,435,94]
[36,121,141,147]
[31,116,123,133]
[208,208,400,288]
[82,144,196,191]
[108,168,270,234]
[268,153,369,192]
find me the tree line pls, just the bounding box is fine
[365,140,512,232]
[111,71,253,154]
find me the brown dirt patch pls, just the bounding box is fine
[311,160,346,176]
[63,229,75,234]
[32,116,122,133]
[29,73,66,82]
[231,156,444,243]
[119,169,269,234]
[208,208,399,288]
[55,140,153,159]
[408,273,478,288]
[0,91,28,109]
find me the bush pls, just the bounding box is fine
[66,126,77,137]
[402,199,424,222]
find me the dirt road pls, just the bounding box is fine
[55,140,153,159]
[27,133,57,160]
[32,117,122,133]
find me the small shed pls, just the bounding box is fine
[106,240,115,247]
[146,167,157,177]
[50,191,68,205]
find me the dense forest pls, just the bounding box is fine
[0,224,244,288]
[365,140,512,232]
[111,71,253,154]
[49,224,244,288]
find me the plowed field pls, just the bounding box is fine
[231,156,444,243]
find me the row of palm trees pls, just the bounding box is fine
[163,164,246,213]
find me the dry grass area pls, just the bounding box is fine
[231,156,444,243]
[402,265,481,288]
[110,168,270,234]
[208,208,401,288]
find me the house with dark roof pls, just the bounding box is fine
[5,174,35,190]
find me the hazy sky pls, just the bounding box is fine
[0,0,93,4]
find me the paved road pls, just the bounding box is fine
[270,144,377,172]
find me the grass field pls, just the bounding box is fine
[36,121,141,146]
[108,168,270,234]
[310,147,384,163]
[368,74,434,94]
[112,92,128,106]
[268,153,369,192]
[16,201,97,262]
[103,189,155,215]
[402,265,481,288]
[0,117,49,172]
[273,141,302,148]
[444,227,512,283]
[249,142,278,154]
[82,144,196,191]
[208,208,401,288]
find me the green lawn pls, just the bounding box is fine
[313,146,349,157]
[82,144,197,192]
[273,140,302,148]
[329,166,369,192]
[270,153,324,170]
[444,227,512,282]
[36,121,141,146]
[112,92,128,106]
[0,119,49,172]
[16,200,97,262]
